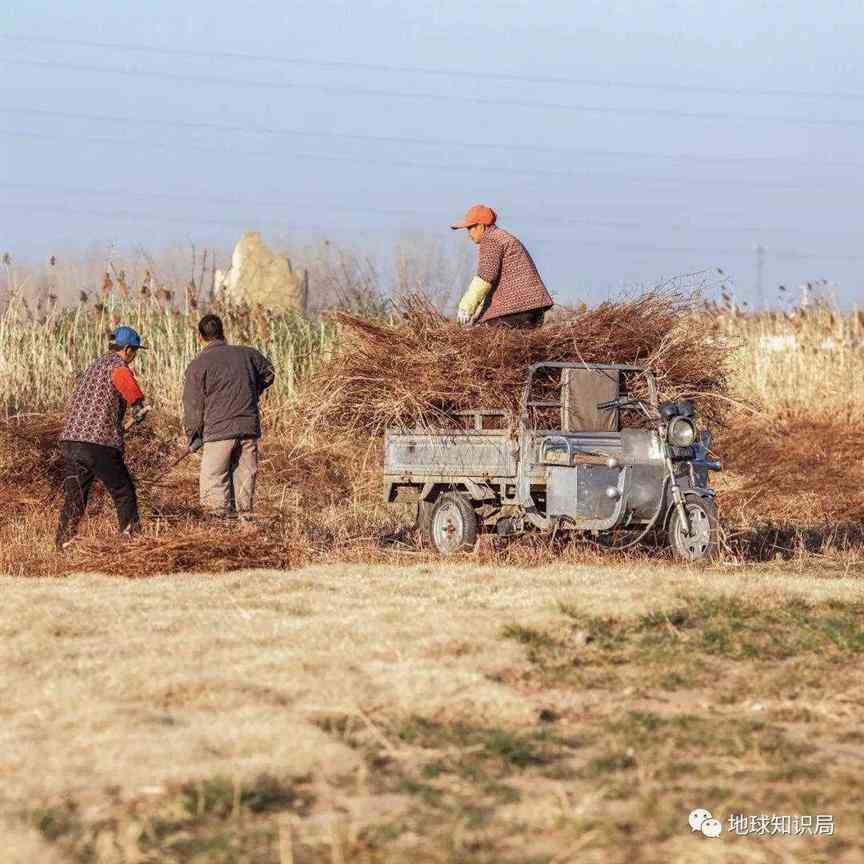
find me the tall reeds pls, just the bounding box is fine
[0,291,337,424]
[718,305,864,423]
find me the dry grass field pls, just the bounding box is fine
[3,563,864,864]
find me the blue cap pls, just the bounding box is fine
[110,325,147,349]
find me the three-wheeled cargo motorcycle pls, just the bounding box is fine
[383,362,721,561]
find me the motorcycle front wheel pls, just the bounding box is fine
[668,497,719,562]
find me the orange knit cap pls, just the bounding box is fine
[450,204,498,229]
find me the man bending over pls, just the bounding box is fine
[55,326,150,549]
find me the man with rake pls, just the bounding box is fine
[55,326,150,550]
[451,204,553,329]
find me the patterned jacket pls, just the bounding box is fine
[61,353,144,450]
[476,226,553,322]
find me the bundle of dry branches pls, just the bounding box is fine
[293,290,731,437]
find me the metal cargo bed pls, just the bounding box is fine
[383,430,517,480]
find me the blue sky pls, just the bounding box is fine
[1,0,863,306]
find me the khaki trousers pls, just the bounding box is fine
[199,438,258,514]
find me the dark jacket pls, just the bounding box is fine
[183,340,275,443]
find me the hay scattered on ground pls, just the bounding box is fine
[67,522,302,577]
[0,416,382,577]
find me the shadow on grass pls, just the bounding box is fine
[724,521,864,562]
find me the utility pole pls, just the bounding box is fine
[754,243,765,311]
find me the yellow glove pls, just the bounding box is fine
[458,276,493,318]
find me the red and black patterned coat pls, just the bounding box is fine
[476,226,553,322]
[61,353,144,450]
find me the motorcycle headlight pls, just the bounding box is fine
[668,416,696,447]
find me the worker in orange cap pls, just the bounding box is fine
[451,204,553,328]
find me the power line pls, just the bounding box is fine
[2,108,860,170]
[0,200,372,234]
[2,56,861,129]
[3,199,864,263]
[1,104,860,170]
[3,32,863,102]
[0,123,858,194]
[1,178,860,242]
[0,180,429,220]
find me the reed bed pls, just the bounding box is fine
[718,305,864,424]
[0,292,336,421]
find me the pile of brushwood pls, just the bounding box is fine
[294,292,730,437]
[714,417,864,559]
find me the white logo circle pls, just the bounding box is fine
[702,818,722,838]
[688,808,712,832]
